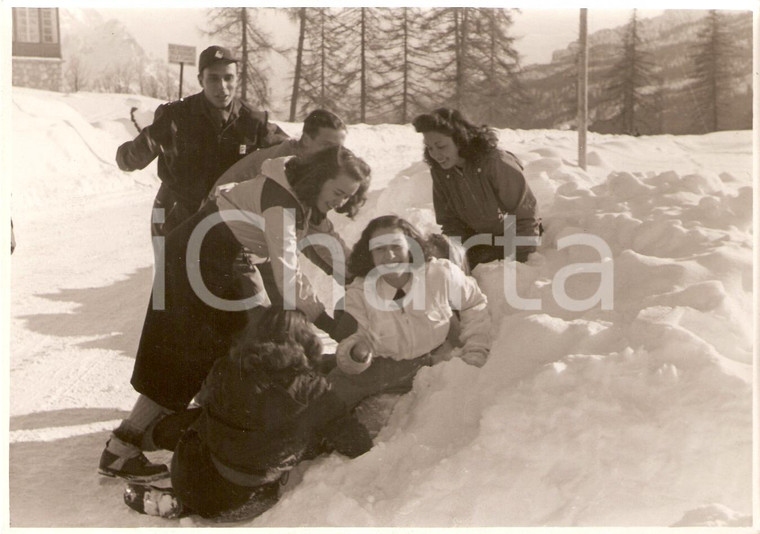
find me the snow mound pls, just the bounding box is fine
[7,88,752,528]
[11,88,160,214]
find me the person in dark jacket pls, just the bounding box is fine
[208,108,347,199]
[98,146,371,481]
[123,306,372,521]
[412,108,541,269]
[115,45,289,238]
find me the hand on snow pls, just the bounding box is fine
[460,350,488,368]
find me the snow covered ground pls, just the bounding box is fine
[5,86,754,529]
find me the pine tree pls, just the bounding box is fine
[322,7,384,123]
[347,7,395,123]
[297,8,358,121]
[466,8,527,127]
[689,10,736,132]
[205,7,275,106]
[368,7,434,123]
[602,10,661,135]
[421,7,522,121]
[419,8,468,112]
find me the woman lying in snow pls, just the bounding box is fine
[123,306,372,521]
[328,215,492,412]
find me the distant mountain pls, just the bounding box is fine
[515,10,752,134]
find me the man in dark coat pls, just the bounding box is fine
[99,46,288,481]
[116,45,289,238]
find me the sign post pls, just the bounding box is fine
[577,10,588,171]
[168,44,196,99]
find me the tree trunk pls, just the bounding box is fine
[454,9,461,109]
[290,8,306,121]
[401,7,409,123]
[241,7,248,101]
[320,10,326,105]
[360,8,366,123]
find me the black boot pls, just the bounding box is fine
[99,428,169,482]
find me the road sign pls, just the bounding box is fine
[168,44,196,66]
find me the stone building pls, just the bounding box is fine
[12,8,62,92]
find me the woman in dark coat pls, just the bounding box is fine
[123,306,372,521]
[413,108,541,269]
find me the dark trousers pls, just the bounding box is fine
[171,430,280,521]
[151,185,195,238]
[327,354,433,410]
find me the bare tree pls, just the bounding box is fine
[64,54,89,92]
[206,7,276,106]
[98,57,140,94]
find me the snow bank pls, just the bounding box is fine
[7,88,753,528]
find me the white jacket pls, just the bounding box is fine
[338,258,491,364]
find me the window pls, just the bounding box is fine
[15,8,40,43]
[14,8,58,44]
[40,9,58,44]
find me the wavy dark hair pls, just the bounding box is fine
[347,215,434,279]
[230,306,322,376]
[302,109,346,138]
[412,107,499,168]
[284,145,371,224]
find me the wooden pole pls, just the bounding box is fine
[578,8,588,170]
[179,62,184,99]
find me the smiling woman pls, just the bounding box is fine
[128,145,371,413]
[99,145,371,485]
[325,215,492,412]
[413,108,542,269]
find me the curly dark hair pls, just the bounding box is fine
[230,306,322,374]
[347,215,434,279]
[412,107,499,168]
[284,145,371,225]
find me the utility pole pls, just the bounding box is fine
[578,8,588,170]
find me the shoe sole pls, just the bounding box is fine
[99,467,170,483]
[124,483,185,519]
